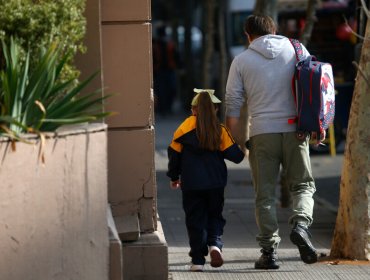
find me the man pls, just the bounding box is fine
[225,15,318,269]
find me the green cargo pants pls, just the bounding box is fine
[248,132,316,250]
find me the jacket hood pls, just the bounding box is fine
[248,34,287,59]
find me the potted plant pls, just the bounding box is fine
[0,37,110,137]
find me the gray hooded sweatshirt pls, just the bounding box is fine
[225,35,309,138]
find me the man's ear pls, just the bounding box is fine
[245,32,251,43]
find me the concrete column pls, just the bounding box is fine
[100,0,168,279]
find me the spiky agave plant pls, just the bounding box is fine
[0,37,111,139]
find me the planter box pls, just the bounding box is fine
[0,123,109,280]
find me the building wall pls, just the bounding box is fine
[75,0,104,97]
[77,2,167,278]
[100,0,156,237]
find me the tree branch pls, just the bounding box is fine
[300,0,319,45]
[343,16,370,41]
[360,0,370,19]
[352,61,370,89]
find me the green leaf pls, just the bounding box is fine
[0,38,112,136]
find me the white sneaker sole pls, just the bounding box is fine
[190,264,204,272]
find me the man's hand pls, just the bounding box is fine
[311,129,326,145]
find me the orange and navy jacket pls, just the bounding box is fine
[167,116,244,191]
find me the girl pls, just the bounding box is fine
[167,88,244,272]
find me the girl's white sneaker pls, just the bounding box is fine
[209,246,224,267]
[190,264,204,272]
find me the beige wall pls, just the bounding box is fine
[101,0,150,21]
[101,0,156,236]
[0,124,109,280]
[75,0,103,95]
[78,1,167,278]
[102,23,152,128]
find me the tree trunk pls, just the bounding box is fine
[183,0,194,109]
[330,19,370,260]
[217,0,228,119]
[202,0,216,88]
[300,0,319,45]
[253,0,278,23]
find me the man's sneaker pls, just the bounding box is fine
[254,248,280,269]
[190,264,204,272]
[290,223,318,264]
[209,246,224,268]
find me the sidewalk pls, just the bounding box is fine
[155,114,370,280]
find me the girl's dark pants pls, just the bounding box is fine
[182,187,226,265]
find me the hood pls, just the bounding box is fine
[248,35,287,59]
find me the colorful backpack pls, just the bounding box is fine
[289,39,335,140]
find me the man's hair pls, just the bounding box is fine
[244,15,276,37]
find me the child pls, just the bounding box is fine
[167,88,244,272]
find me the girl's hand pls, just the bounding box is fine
[170,180,181,189]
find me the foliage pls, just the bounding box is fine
[0,38,111,138]
[0,0,86,82]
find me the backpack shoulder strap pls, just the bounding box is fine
[289,38,304,61]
